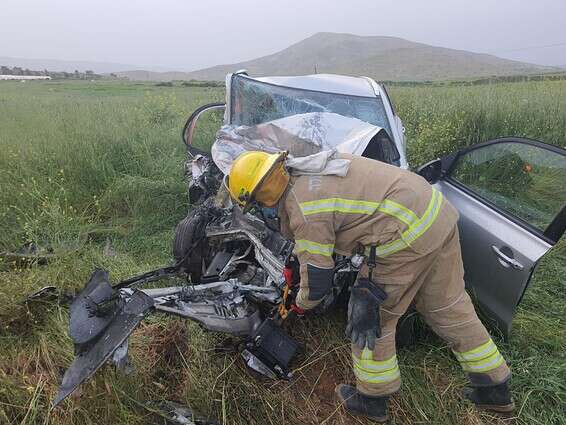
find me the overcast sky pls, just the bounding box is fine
[2,0,565,70]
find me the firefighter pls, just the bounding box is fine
[226,150,514,422]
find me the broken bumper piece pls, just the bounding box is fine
[53,286,154,406]
[53,268,300,407]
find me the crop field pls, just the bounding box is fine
[0,80,564,425]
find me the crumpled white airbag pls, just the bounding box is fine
[212,112,383,176]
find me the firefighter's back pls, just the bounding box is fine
[283,154,457,257]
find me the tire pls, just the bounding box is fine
[173,208,210,282]
[173,211,205,262]
[173,197,223,281]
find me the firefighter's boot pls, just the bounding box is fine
[336,384,388,423]
[464,381,515,413]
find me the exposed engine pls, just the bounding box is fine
[49,156,358,407]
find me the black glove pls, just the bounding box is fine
[345,278,387,351]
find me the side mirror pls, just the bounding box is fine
[182,103,226,157]
[417,159,442,184]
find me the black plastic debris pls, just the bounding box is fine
[69,269,120,345]
[52,283,154,407]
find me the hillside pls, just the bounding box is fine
[117,32,558,82]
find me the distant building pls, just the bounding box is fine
[0,75,52,80]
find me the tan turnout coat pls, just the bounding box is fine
[278,154,510,396]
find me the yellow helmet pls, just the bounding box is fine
[227,151,289,209]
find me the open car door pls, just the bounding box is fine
[418,137,566,338]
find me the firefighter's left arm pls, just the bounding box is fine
[292,220,336,311]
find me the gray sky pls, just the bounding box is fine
[2,0,565,70]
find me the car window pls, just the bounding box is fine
[230,75,393,136]
[449,141,566,232]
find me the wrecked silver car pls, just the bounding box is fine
[49,72,566,407]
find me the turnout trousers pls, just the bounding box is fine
[352,222,511,397]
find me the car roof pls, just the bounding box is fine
[248,73,380,98]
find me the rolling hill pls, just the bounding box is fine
[116,32,558,82]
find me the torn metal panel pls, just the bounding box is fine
[53,289,154,407]
[145,280,268,336]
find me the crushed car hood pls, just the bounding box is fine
[212,112,384,174]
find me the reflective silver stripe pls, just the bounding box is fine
[300,198,379,215]
[462,354,504,372]
[454,339,506,373]
[295,239,334,256]
[352,352,401,384]
[299,197,420,228]
[371,188,443,258]
[354,367,401,384]
[437,317,476,328]
[353,354,398,372]
[378,200,419,227]
[427,292,464,313]
[403,189,443,241]
[454,339,497,362]
[374,237,407,257]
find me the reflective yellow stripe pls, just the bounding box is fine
[461,353,505,373]
[299,189,442,259]
[354,352,398,371]
[403,188,443,242]
[354,367,401,384]
[454,339,506,373]
[352,351,401,384]
[370,188,443,258]
[300,198,379,215]
[299,197,419,227]
[454,340,496,362]
[295,239,334,257]
[378,200,419,227]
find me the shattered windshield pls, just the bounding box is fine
[230,75,393,136]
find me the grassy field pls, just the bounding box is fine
[0,80,564,425]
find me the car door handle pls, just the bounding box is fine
[491,245,524,270]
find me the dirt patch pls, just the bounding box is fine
[313,367,340,402]
[130,319,190,398]
[290,355,352,424]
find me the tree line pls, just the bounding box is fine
[0,66,104,80]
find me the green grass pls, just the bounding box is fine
[0,80,564,424]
